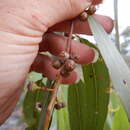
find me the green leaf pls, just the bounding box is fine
[88,16,130,120]
[28,72,43,82]
[110,91,121,110]
[103,111,113,130]
[112,106,130,130]
[57,86,70,130]
[23,80,45,129]
[23,91,37,126]
[104,121,111,130]
[68,41,110,130]
[109,91,130,130]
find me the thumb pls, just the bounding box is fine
[37,0,102,28]
[37,0,93,27]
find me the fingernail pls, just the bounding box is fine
[92,48,99,63]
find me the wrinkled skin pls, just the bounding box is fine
[0,0,113,124]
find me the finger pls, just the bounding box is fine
[31,54,78,84]
[49,14,113,35]
[39,33,99,65]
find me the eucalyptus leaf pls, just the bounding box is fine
[88,16,130,120]
[68,41,110,130]
[112,106,130,130]
[104,120,111,130]
[28,72,43,82]
[57,86,70,130]
[23,91,37,127]
[23,80,45,129]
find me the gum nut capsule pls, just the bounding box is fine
[70,54,80,62]
[86,5,96,15]
[54,103,63,110]
[52,59,62,69]
[60,68,70,77]
[64,59,76,72]
[79,11,88,21]
[54,102,66,110]
[59,58,66,64]
[59,51,70,60]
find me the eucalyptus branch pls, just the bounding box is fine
[37,21,74,130]
[114,0,120,51]
[37,80,52,130]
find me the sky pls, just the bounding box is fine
[97,0,130,31]
[83,0,130,55]
[97,0,130,55]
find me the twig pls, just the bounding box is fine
[38,21,74,130]
[37,80,52,130]
[66,22,74,53]
[114,0,121,51]
[44,75,62,130]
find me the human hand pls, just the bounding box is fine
[0,0,113,124]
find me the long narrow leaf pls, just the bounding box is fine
[57,86,70,130]
[68,40,110,130]
[112,106,130,130]
[88,16,130,120]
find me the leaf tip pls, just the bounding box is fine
[92,48,99,63]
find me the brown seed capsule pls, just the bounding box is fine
[60,68,70,77]
[59,51,70,60]
[70,54,80,62]
[64,59,76,72]
[52,59,62,69]
[59,58,66,64]
[79,11,88,21]
[54,102,66,110]
[86,5,96,15]
[54,103,62,110]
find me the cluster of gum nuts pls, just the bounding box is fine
[52,5,96,77]
[52,51,79,110]
[52,5,96,110]
[52,51,79,77]
[80,5,96,21]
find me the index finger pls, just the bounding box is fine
[49,14,113,35]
